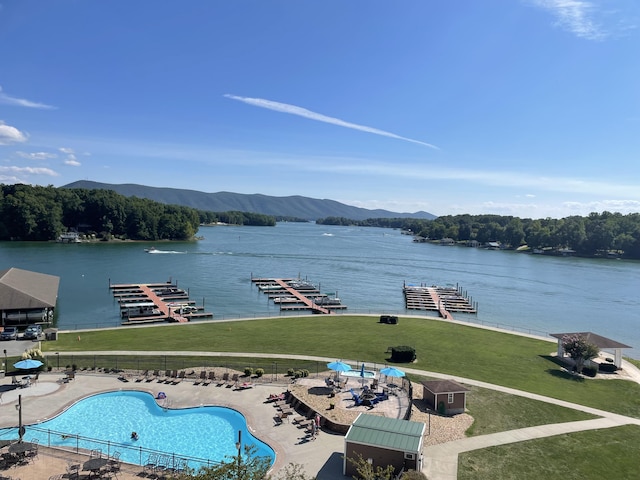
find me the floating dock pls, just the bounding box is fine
[403,282,477,319]
[251,276,347,314]
[109,280,213,325]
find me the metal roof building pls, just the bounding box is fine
[344,413,425,476]
[0,267,59,325]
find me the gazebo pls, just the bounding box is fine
[550,332,631,369]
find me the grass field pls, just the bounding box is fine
[46,315,640,418]
[39,314,640,479]
[458,424,640,480]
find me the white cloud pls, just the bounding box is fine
[0,121,28,144]
[59,147,75,154]
[528,0,607,40]
[0,85,56,109]
[0,166,59,176]
[64,154,81,167]
[16,151,58,160]
[224,94,439,149]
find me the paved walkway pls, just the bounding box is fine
[1,350,639,480]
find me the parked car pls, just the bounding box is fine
[23,324,43,340]
[0,326,18,341]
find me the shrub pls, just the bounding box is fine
[244,367,253,377]
[255,368,264,377]
[391,346,416,363]
[582,367,597,377]
[599,363,618,373]
[287,368,295,377]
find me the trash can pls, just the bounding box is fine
[388,316,398,324]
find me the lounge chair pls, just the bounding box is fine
[136,370,149,382]
[202,372,212,386]
[227,373,239,387]
[208,371,217,383]
[172,371,185,385]
[158,370,171,383]
[66,462,81,480]
[218,372,229,386]
[194,370,206,385]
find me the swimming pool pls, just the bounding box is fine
[0,391,275,469]
[341,370,377,378]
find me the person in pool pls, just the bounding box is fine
[131,431,139,440]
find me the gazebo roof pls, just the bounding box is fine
[550,332,631,349]
[0,267,60,310]
[421,379,470,394]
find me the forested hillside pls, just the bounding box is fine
[318,213,640,259]
[0,184,275,241]
[63,180,436,221]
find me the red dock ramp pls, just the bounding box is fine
[138,285,189,323]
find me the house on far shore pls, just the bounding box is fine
[421,379,470,415]
[550,332,631,369]
[344,413,425,477]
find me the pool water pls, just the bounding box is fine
[0,391,274,468]
[341,370,376,378]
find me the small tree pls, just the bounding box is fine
[184,444,271,480]
[562,334,599,374]
[346,452,396,480]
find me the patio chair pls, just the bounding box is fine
[66,462,81,479]
[107,451,121,477]
[154,454,170,477]
[90,448,102,458]
[25,439,39,462]
[11,376,20,386]
[142,453,158,475]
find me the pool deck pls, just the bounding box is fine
[0,371,347,480]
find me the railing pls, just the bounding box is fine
[11,425,222,470]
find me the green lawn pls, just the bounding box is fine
[458,425,640,480]
[46,315,640,418]
[40,315,640,478]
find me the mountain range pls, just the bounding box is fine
[62,181,436,221]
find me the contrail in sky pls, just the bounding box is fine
[224,94,439,149]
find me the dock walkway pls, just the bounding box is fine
[252,277,346,314]
[403,283,477,319]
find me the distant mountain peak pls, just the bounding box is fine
[62,181,436,221]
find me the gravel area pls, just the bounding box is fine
[290,377,474,446]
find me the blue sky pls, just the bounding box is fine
[1,1,639,218]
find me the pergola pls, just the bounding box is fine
[550,332,631,368]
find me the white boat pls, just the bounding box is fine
[144,247,158,253]
[57,232,81,243]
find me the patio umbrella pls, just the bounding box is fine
[359,363,366,387]
[326,361,351,373]
[380,366,405,378]
[327,361,351,381]
[13,359,43,370]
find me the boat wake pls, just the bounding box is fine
[147,250,186,254]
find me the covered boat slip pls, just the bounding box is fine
[109,280,213,325]
[0,267,59,326]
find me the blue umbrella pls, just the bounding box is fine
[360,363,365,377]
[13,359,43,370]
[380,366,405,378]
[327,361,351,372]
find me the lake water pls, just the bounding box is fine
[2,222,639,359]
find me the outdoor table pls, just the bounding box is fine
[83,457,108,476]
[8,442,33,455]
